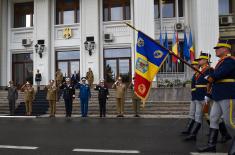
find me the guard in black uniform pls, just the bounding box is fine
[184,52,214,141]
[94,79,109,117]
[60,78,75,117]
[198,40,235,153]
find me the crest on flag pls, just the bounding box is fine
[154,50,163,59]
[138,84,146,94]
[136,58,148,73]
[137,37,144,47]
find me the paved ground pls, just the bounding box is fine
[0,117,231,155]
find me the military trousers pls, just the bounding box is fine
[99,98,106,117]
[64,99,73,116]
[189,100,204,123]
[8,99,16,115]
[48,100,56,116]
[116,98,124,115]
[80,98,89,117]
[25,100,32,114]
[210,99,235,130]
[132,99,140,115]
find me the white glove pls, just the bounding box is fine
[204,75,209,80]
[204,96,211,103]
[72,95,75,98]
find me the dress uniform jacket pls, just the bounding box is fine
[60,84,75,100]
[195,65,214,101]
[209,56,235,101]
[23,88,35,102]
[114,84,126,99]
[95,85,109,100]
[7,86,18,101]
[55,71,63,85]
[46,85,57,101]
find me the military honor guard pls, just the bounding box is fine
[128,77,141,117]
[198,40,235,154]
[112,76,126,117]
[35,69,42,91]
[6,81,18,115]
[46,80,57,117]
[184,52,214,141]
[86,68,94,87]
[55,69,63,86]
[60,78,75,117]
[181,59,199,135]
[94,79,109,117]
[21,81,35,116]
[75,77,91,117]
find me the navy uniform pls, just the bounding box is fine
[94,80,109,117]
[60,78,75,117]
[181,60,199,135]
[76,77,91,117]
[184,53,214,141]
[6,81,18,115]
[198,41,235,153]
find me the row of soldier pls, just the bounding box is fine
[6,76,141,118]
[181,40,235,154]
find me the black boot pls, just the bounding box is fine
[181,119,195,135]
[184,122,201,141]
[228,137,235,155]
[218,122,232,143]
[197,128,218,152]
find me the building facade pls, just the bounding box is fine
[0,0,233,88]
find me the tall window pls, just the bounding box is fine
[56,0,80,25]
[103,0,130,21]
[14,2,34,28]
[219,0,232,15]
[154,0,184,19]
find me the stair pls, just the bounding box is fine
[0,89,190,117]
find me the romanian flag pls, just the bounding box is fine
[188,30,195,61]
[134,32,169,100]
[172,31,179,63]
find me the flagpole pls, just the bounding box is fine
[124,22,204,76]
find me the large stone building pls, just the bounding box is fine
[0,0,234,88]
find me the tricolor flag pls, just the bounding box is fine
[188,30,195,61]
[134,32,169,100]
[172,31,179,63]
[183,31,190,61]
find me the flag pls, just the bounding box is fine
[172,31,178,63]
[135,32,169,100]
[183,31,190,61]
[164,31,172,71]
[188,30,195,61]
[159,31,163,45]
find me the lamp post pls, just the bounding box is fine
[35,40,45,58]
[84,40,95,56]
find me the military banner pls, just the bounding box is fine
[134,32,169,100]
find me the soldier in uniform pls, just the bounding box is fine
[6,81,18,115]
[21,81,35,116]
[60,78,75,117]
[46,80,57,117]
[86,68,94,87]
[112,76,126,117]
[35,69,42,91]
[94,79,109,117]
[184,52,214,141]
[198,40,235,153]
[55,69,63,86]
[128,77,141,117]
[76,77,91,117]
[181,59,199,135]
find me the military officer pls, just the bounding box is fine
[112,76,126,117]
[46,80,57,117]
[181,59,199,135]
[184,52,214,141]
[6,81,18,115]
[60,78,75,117]
[35,69,42,91]
[21,81,35,116]
[198,40,235,153]
[76,77,91,117]
[128,77,141,117]
[86,68,94,87]
[94,79,109,117]
[55,69,63,86]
